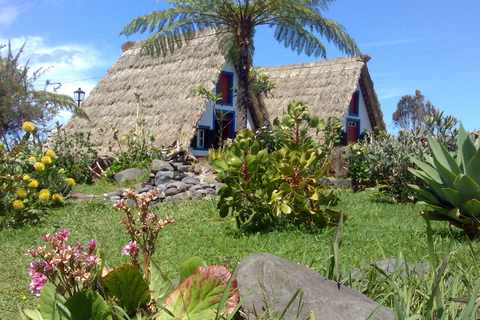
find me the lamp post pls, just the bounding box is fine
[73,88,85,107]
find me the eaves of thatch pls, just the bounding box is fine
[261,54,385,133]
[63,29,227,155]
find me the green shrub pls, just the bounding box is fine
[49,123,99,185]
[213,102,341,231]
[0,123,75,228]
[346,110,458,202]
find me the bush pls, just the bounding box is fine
[346,110,458,202]
[213,102,341,231]
[0,123,75,228]
[48,123,99,185]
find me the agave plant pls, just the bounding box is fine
[409,124,480,236]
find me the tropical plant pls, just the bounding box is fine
[0,42,88,151]
[409,124,480,237]
[213,102,340,230]
[121,0,359,130]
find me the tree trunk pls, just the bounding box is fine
[235,27,253,131]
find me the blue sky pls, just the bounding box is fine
[1,0,479,133]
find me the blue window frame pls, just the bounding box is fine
[348,91,360,116]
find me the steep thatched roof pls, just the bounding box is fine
[261,54,385,132]
[63,29,227,155]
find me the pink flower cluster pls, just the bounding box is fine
[26,229,101,297]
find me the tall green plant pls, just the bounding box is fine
[409,124,480,236]
[213,102,340,230]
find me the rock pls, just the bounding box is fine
[177,165,192,173]
[333,179,351,189]
[236,253,394,320]
[202,173,217,184]
[114,168,147,183]
[318,178,333,187]
[182,176,201,185]
[165,188,179,196]
[349,259,430,283]
[172,193,191,201]
[150,159,174,174]
[165,150,197,164]
[155,171,174,185]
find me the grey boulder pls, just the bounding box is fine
[235,253,394,320]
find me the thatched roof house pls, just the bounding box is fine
[63,29,232,155]
[262,54,385,143]
[64,29,385,155]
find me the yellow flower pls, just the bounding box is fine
[13,200,25,211]
[28,179,39,188]
[52,193,63,202]
[41,156,52,165]
[22,122,36,132]
[45,150,56,159]
[38,189,51,201]
[34,162,45,171]
[17,189,27,199]
[22,296,27,300]
[28,157,36,163]
[66,178,76,186]
[23,174,31,181]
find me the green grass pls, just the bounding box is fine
[1,187,479,319]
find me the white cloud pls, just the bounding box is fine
[0,3,21,27]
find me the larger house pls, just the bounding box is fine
[63,29,385,157]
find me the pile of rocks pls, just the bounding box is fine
[105,158,224,204]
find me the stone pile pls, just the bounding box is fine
[104,158,224,204]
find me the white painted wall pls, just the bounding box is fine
[342,83,373,134]
[190,61,255,157]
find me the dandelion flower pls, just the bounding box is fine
[51,193,63,202]
[22,122,36,132]
[23,174,31,181]
[34,162,45,171]
[66,178,76,186]
[41,156,52,165]
[17,189,28,199]
[45,150,56,159]
[28,179,39,188]
[38,189,51,201]
[28,157,36,162]
[13,200,25,210]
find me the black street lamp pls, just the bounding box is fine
[73,88,86,107]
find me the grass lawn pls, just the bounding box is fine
[1,187,477,319]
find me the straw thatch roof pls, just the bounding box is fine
[63,29,227,155]
[261,54,385,132]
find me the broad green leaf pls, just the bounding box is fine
[280,203,292,214]
[441,188,462,207]
[245,155,256,164]
[39,282,69,320]
[256,149,269,164]
[150,259,174,305]
[179,257,207,285]
[103,265,150,316]
[408,184,442,206]
[427,135,461,175]
[279,182,292,193]
[460,199,480,217]
[280,166,294,176]
[211,159,228,173]
[158,266,239,320]
[64,290,110,320]
[250,141,260,155]
[466,148,480,186]
[218,204,229,218]
[247,160,259,173]
[238,139,250,150]
[454,175,480,200]
[457,124,477,168]
[23,308,44,320]
[410,157,442,184]
[226,156,242,168]
[432,157,457,188]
